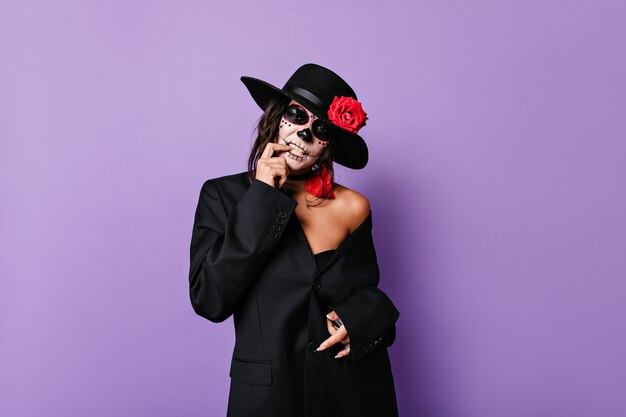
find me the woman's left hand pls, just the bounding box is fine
[317,310,351,358]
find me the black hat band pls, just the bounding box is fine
[284,86,325,111]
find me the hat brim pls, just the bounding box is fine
[241,75,368,170]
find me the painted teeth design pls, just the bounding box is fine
[278,136,313,161]
[289,144,306,156]
[286,152,305,162]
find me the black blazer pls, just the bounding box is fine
[189,171,400,417]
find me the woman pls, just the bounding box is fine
[189,63,400,417]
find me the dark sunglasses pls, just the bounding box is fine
[283,104,333,141]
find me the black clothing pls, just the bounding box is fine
[189,171,400,417]
[314,249,336,272]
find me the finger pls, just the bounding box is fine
[263,159,289,173]
[261,141,292,159]
[259,161,287,189]
[326,311,339,321]
[264,156,288,172]
[326,319,337,335]
[266,156,291,164]
[276,163,290,188]
[260,142,278,159]
[316,326,348,351]
[326,319,348,343]
[335,346,350,359]
[334,344,351,359]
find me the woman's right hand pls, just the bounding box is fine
[255,142,293,189]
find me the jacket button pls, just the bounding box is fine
[270,231,279,239]
[277,218,285,225]
[278,211,288,218]
[308,342,317,352]
[312,281,321,292]
[272,224,281,231]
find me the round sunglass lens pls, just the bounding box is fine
[283,105,309,125]
[313,120,332,141]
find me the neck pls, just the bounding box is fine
[281,168,315,196]
[287,169,316,181]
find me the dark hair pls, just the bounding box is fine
[246,97,337,207]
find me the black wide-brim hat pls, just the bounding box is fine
[241,63,369,170]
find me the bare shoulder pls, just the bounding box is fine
[334,183,371,233]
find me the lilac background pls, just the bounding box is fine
[1,1,625,416]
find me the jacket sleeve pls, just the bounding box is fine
[188,177,298,323]
[331,285,400,364]
[326,216,400,364]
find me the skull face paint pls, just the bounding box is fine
[275,99,333,174]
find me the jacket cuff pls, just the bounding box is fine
[236,179,299,244]
[330,286,400,364]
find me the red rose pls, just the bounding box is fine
[327,96,368,134]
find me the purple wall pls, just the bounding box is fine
[1,1,625,416]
